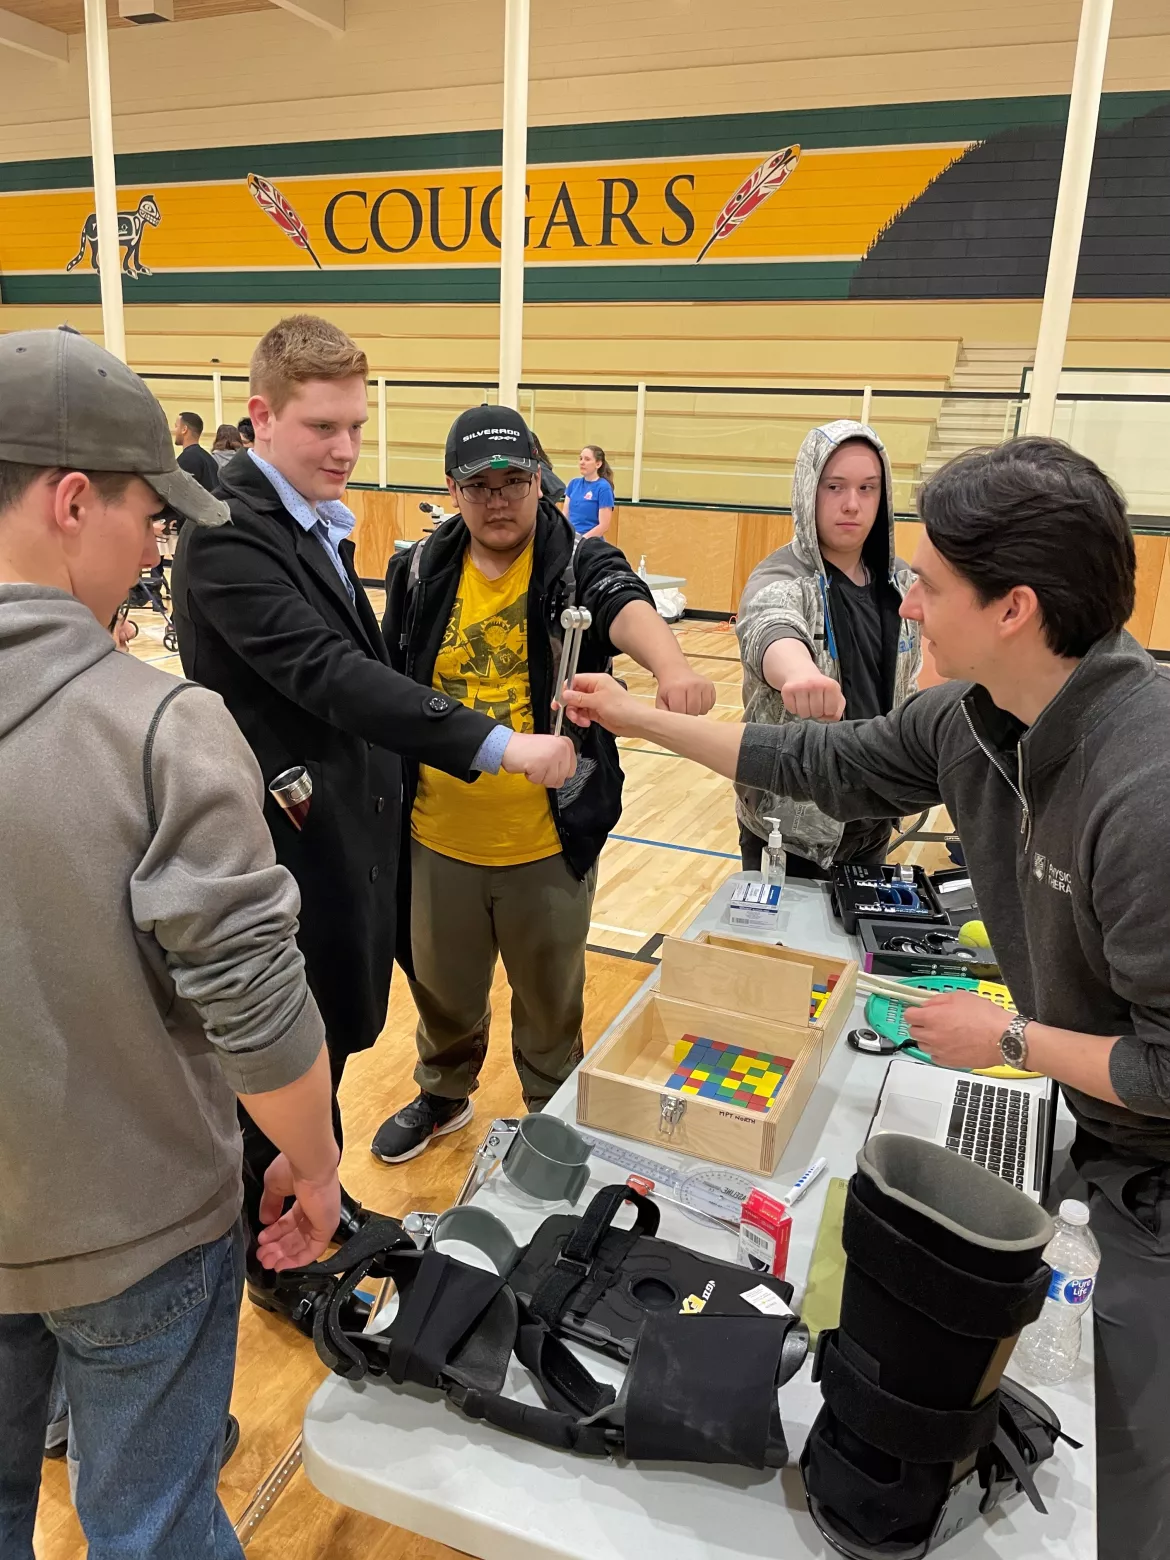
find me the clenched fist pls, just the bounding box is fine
[501,731,578,788]
[655,667,717,716]
[780,669,847,722]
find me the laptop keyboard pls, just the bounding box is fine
[946,1079,1030,1190]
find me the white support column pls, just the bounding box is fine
[860,384,873,426]
[212,370,223,429]
[1024,0,1113,438]
[631,382,648,503]
[497,0,530,410]
[82,0,126,362]
[377,377,388,489]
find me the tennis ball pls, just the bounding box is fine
[958,919,991,950]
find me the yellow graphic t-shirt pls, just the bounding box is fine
[411,542,562,867]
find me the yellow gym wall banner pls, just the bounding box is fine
[0,144,966,277]
[2,93,1166,304]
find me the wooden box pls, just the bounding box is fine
[681,933,858,1074]
[576,935,858,1175]
[577,990,818,1176]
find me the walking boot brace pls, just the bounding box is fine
[289,1192,807,1470]
[801,1136,1076,1559]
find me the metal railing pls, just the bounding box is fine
[139,371,1170,520]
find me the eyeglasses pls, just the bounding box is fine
[457,476,534,505]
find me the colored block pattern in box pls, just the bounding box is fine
[665,1034,792,1112]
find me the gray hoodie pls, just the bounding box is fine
[738,630,1170,1159]
[735,419,921,865]
[0,585,325,1312]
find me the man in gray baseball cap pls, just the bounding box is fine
[0,325,228,511]
[0,328,341,1558]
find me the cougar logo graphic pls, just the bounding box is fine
[65,195,161,279]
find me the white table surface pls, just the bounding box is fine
[643,571,687,590]
[303,876,1096,1559]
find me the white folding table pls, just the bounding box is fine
[303,876,1096,1559]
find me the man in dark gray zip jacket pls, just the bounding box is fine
[562,438,1169,1560]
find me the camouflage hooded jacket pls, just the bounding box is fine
[735,419,921,867]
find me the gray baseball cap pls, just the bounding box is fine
[0,326,228,526]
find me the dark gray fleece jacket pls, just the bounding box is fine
[737,629,1170,1159]
[0,585,325,1311]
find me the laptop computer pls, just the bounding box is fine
[867,1055,1057,1202]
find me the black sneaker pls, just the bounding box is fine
[371,1092,473,1164]
[43,1413,68,1461]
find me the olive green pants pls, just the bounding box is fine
[409,840,597,1109]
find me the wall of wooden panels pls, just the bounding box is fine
[348,488,447,582]
[349,492,1170,657]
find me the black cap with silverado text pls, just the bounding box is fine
[444,404,539,482]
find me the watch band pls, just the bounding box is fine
[999,1013,1031,1069]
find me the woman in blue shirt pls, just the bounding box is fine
[565,446,615,537]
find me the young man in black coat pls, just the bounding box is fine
[171,318,574,1320]
[372,405,716,1162]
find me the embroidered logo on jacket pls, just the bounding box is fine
[1046,863,1072,895]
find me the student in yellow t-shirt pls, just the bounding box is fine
[372,405,716,1162]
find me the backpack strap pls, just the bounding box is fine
[397,529,433,655]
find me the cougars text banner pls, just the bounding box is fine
[0,145,965,279]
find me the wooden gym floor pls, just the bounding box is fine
[33,598,950,1558]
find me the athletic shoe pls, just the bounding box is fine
[43,1413,68,1460]
[371,1092,473,1164]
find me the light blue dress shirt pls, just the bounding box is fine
[249,449,509,774]
[248,449,356,602]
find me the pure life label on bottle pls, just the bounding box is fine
[1048,1269,1095,1305]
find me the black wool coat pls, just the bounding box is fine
[171,450,496,1058]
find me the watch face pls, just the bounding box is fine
[1000,1025,1027,1066]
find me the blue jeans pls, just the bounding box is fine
[0,1221,245,1560]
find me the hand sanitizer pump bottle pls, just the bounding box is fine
[762,817,787,895]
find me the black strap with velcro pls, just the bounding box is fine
[528,1184,659,1330]
[842,1187,1052,1339]
[816,1329,1001,1464]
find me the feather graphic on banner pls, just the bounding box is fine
[246,173,322,269]
[695,144,801,263]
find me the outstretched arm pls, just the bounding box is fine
[562,671,949,817]
[608,599,716,715]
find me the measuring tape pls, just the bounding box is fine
[575,1129,756,1225]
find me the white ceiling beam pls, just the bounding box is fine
[267,0,345,36]
[0,7,68,64]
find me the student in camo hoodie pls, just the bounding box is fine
[735,419,921,876]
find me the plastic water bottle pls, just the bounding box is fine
[1014,1200,1100,1386]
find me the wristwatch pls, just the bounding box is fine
[999,1013,1031,1069]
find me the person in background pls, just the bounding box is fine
[371,405,716,1161]
[172,318,574,1327]
[237,415,255,449]
[530,429,566,511]
[172,411,219,495]
[565,444,615,538]
[0,327,339,1560]
[735,419,920,878]
[561,439,1170,1560]
[211,422,243,470]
